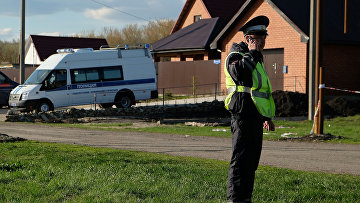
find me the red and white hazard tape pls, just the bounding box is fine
[319,84,360,94]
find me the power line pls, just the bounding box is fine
[88,0,150,22]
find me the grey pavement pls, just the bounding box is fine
[0,122,359,176]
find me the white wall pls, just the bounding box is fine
[25,42,42,65]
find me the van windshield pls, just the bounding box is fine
[24,70,52,85]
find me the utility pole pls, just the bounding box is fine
[308,0,317,120]
[19,0,26,84]
[313,0,323,134]
[344,0,348,34]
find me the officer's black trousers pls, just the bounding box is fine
[227,114,263,202]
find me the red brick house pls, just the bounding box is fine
[152,0,360,94]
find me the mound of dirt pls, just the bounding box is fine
[325,97,360,116]
[272,91,360,117]
[0,133,26,143]
[280,133,344,142]
[272,91,307,117]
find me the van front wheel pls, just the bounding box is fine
[115,95,133,108]
[36,101,53,112]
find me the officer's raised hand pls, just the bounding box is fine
[245,35,266,52]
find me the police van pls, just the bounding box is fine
[9,45,158,112]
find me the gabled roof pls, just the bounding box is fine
[269,0,310,35]
[172,0,247,33]
[270,0,360,43]
[210,0,310,49]
[211,0,360,49]
[202,0,248,22]
[25,35,108,61]
[152,17,225,53]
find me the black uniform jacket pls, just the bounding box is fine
[226,42,270,121]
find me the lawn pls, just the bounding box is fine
[43,114,360,144]
[1,141,359,202]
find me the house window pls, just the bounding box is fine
[160,57,171,62]
[194,15,202,22]
[194,54,204,61]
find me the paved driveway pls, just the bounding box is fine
[0,122,359,175]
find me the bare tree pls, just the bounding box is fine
[77,19,175,46]
[121,24,144,46]
[0,40,19,64]
[99,27,124,47]
[143,19,175,43]
[0,19,175,64]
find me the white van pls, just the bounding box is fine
[9,45,158,112]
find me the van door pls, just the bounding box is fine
[69,68,100,106]
[42,69,69,107]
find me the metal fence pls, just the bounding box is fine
[136,83,225,107]
[137,76,306,107]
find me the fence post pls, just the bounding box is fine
[162,88,165,108]
[94,93,97,111]
[294,76,297,92]
[214,83,217,101]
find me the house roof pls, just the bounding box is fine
[151,17,225,53]
[210,0,309,49]
[269,0,310,35]
[172,0,247,33]
[272,0,360,44]
[210,0,360,49]
[163,0,360,52]
[202,0,248,22]
[26,35,108,61]
[270,0,360,43]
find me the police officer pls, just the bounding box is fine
[225,15,276,203]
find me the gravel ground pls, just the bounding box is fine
[0,122,359,176]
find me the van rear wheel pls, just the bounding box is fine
[115,95,133,108]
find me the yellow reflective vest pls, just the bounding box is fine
[224,51,275,118]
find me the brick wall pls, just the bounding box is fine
[220,0,308,93]
[180,0,211,29]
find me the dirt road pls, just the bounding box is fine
[1,122,359,175]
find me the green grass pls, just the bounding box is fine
[272,114,360,144]
[127,115,360,144]
[124,124,231,137]
[41,114,360,144]
[0,141,359,202]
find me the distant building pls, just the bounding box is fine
[25,35,108,66]
[1,35,108,83]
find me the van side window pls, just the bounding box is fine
[71,68,100,84]
[71,66,123,83]
[43,69,67,90]
[0,73,6,84]
[103,66,123,81]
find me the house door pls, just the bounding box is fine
[262,48,284,91]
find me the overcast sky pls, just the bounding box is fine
[0,0,186,41]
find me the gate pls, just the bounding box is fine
[156,60,221,95]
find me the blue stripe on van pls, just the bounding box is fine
[13,86,23,94]
[70,78,155,90]
[43,78,155,92]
